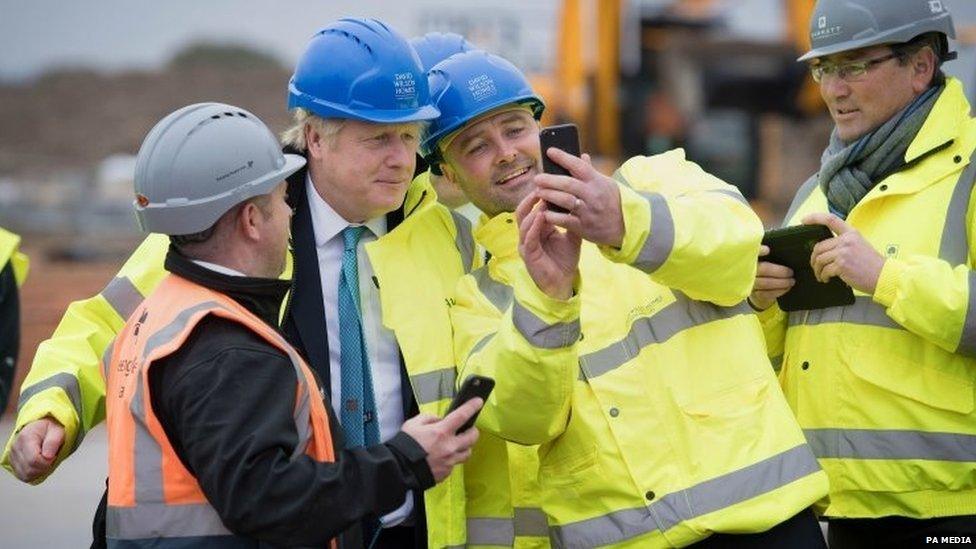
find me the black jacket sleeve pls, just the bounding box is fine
[149,316,434,547]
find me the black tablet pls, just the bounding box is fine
[760,225,855,312]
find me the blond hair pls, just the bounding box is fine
[279,108,346,151]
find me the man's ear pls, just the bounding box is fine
[238,202,263,242]
[440,159,459,185]
[911,47,937,94]
[305,124,325,160]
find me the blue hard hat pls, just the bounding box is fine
[421,50,545,164]
[410,32,476,72]
[288,18,439,123]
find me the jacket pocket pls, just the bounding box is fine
[538,441,600,489]
[676,376,770,420]
[673,378,774,475]
[846,343,974,415]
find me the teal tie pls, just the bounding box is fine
[337,226,380,447]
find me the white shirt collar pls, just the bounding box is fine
[305,172,387,248]
[190,259,247,277]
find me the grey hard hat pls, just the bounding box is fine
[798,0,956,62]
[133,102,305,235]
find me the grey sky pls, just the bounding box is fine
[0,0,558,80]
[1,0,973,82]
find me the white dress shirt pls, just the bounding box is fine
[305,175,412,527]
[190,259,246,277]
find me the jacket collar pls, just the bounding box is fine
[906,78,970,163]
[475,211,518,261]
[164,245,291,328]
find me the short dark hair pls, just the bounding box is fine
[169,194,274,252]
[893,32,948,88]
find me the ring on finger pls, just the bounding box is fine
[571,197,582,215]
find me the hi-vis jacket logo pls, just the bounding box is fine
[812,14,842,40]
[929,1,944,14]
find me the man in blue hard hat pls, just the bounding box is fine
[426,50,829,548]
[750,0,976,546]
[278,21,480,547]
[410,31,482,222]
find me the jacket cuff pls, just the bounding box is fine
[873,258,905,308]
[754,300,783,321]
[599,184,655,267]
[386,431,435,490]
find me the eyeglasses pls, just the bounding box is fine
[809,52,899,83]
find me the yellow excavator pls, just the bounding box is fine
[539,0,820,162]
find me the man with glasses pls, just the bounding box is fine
[750,0,976,546]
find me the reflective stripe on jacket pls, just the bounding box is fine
[104,274,336,547]
[2,232,168,481]
[759,78,976,519]
[452,152,828,548]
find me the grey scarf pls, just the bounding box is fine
[818,85,943,218]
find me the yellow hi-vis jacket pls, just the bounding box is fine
[451,151,829,548]
[2,173,478,548]
[759,78,976,520]
[0,227,29,286]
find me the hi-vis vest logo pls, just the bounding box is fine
[818,16,827,30]
[929,1,944,14]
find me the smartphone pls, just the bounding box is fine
[446,375,495,434]
[761,224,855,311]
[539,124,582,213]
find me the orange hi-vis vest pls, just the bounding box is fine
[104,274,336,548]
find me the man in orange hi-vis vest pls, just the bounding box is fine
[103,102,482,548]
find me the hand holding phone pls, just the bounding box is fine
[446,375,495,434]
[539,124,582,213]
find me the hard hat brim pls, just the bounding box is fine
[421,95,544,163]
